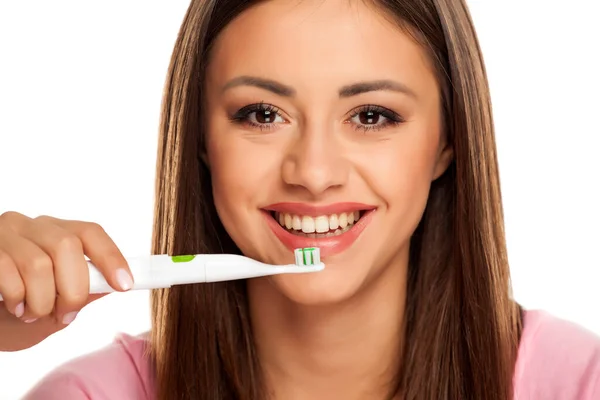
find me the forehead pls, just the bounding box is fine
[207,0,437,96]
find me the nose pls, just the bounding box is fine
[281,124,349,195]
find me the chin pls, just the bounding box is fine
[268,264,368,306]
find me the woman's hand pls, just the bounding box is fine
[0,212,133,351]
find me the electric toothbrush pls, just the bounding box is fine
[0,247,323,300]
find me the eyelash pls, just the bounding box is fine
[230,102,282,131]
[229,102,404,133]
[347,104,404,132]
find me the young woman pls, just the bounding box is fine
[1,0,599,399]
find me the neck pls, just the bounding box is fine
[247,250,408,400]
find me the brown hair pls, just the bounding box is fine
[149,0,523,399]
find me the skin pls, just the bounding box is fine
[205,1,452,398]
[0,1,452,398]
[0,214,132,351]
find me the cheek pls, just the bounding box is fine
[206,126,283,224]
[358,126,442,213]
[207,129,291,259]
[207,143,249,215]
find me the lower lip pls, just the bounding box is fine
[263,210,376,258]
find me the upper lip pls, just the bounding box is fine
[262,202,377,217]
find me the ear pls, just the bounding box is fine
[432,141,453,181]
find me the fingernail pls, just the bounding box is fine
[62,311,78,325]
[24,318,37,323]
[15,302,25,318]
[116,268,133,291]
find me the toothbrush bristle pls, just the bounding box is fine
[294,247,320,266]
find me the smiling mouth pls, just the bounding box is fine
[270,211,365,238]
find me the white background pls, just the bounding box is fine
[0,1,599,399]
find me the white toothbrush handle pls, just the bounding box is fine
[87,255,177,294]
[88,254,273,291]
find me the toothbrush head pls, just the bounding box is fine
[294,247,321,266]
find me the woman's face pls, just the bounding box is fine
[204,0,451,305]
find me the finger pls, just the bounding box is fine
[40,217,133,292]
[53,292,109,325]
[19,217,89,324]
[0,211,31,231]
[0,246,26,318]
[0,228,56,320]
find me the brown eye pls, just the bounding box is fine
[247,107,284,125]
[347,105,404,132]
[358,111,381,125]
[230,103,286,131]
[254,109,277,124]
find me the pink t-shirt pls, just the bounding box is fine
[22,310,600,399]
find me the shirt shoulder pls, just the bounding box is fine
[23,332,154,400]
[514,309,600,400]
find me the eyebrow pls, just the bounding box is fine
[339,80,417,99]
[222,76,296,97]
[221,76,417,99]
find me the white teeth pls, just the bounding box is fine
[301,216,315,233]
[329,214,339,230]
[339,213,348,229]
[284,214,292,229]
[292,215,302,230]
[275,210,364,234]
[315,215,329,233]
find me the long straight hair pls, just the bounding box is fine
[149,1,523,399]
